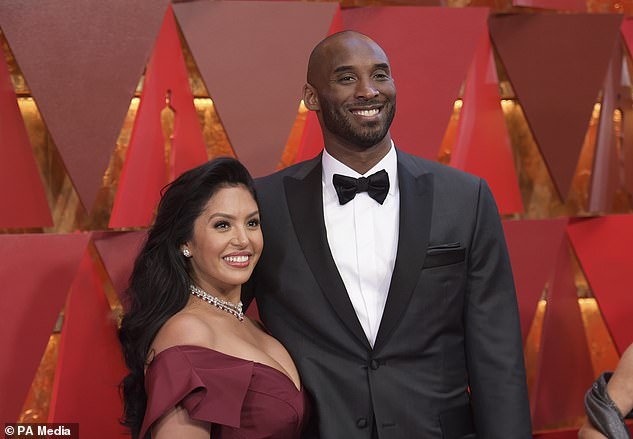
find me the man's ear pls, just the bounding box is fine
[303,83,320,111]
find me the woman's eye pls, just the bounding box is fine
[214,221,230,230]
[248,218,260,228]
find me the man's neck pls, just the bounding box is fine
[324,135,392,175]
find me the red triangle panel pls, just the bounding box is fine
[502,218,567,343]
[0,0,170,209]
[341,6,489,159]
[92,231,147,300]
[567,214,633,354]
[0,233,90,422]
[173,1,338,177]
[0,51,52,228]
[589,42,624,212]
[530,236,594,431]
[110,6,208,228]
[489,14,622,199]
[513,0,586,11]
[619,19,633,199]
[450,25,523,214]
[48,250,127,437]
[295,6,343,163]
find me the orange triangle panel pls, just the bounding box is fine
[530,235,594,431]
[0,0,170,210]
[0,233,90,422]
[0,51,52,228]
[450,24,523,214]
[502,218,567,343]
[342,7,489,159]
[489,14,622,199]
[93,231,147,300]
[110,6,208,228]
[49,250,128,437]
[173,1,338,177]
[567,214,633,354]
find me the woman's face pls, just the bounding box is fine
[183,185,263,295]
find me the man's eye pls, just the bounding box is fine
[374,73,390,80]
[214,221,230,230]
[339,75,355,82]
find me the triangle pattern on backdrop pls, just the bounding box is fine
[0,48,51,228]
[0,0,170,210]
[618,19,633,200]
[502,218,567,343]
[173,0,338,177]
[530,233,594,431]
[0,233,90,422]
[588,41,625,212]
[92,231,147,301]
[489,13,623,200]
[48,248,128,438]
[109,6,208,228]
[294,6,343,163]
[512,0,587,11]
[450,24,523,214]
[568,214,633,355]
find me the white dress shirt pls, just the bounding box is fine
[322,145,399,346]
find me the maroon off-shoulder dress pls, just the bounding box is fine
[139,345,308,439]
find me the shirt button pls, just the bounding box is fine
[356,418,368,429]
[370,359,380,370]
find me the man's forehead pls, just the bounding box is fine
[322,37,390,70]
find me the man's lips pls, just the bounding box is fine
[351,108,380,117]
[349,105,382,117]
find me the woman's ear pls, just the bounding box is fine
[303,83,320,111]
[181,245,192,258]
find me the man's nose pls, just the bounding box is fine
[355,78,379,100]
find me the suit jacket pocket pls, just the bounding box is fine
[423,243,466,269]
[439,404,476,439]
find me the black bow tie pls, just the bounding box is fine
[332,170,390,205]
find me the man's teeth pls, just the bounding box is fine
[352,109,379,116]
[224,255,249,263]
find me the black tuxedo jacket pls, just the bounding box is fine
[249,149,532,439]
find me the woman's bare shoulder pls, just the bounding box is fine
[151,311,217,356]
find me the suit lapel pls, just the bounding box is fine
[284,157,372,350]
[374,151,434,352]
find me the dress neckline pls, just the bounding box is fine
[153,344,302,392]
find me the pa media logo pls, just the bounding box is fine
[4,423,78,438]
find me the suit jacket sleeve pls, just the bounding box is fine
[464,179,532,438]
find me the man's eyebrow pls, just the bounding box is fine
[332,63,390,74]
[333,65,354,74]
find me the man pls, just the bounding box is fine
[250,30,532,438]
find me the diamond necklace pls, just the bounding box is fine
[189,284,244,321]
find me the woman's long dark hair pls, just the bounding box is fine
[118,157,256,438]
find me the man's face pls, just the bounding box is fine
[311,35,396,149]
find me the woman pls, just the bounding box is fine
[119,158,306,439]
[579,343,633,438]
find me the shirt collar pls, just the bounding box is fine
[322,141,398,197]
